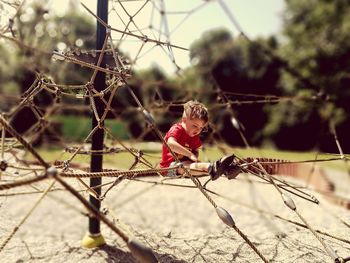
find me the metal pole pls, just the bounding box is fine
[82,0,108,248]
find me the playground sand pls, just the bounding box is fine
[1,170,350,263]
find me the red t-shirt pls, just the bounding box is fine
[160,123,202,168]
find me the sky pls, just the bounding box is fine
[49,0,285,74]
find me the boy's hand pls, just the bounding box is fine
[175,153,184,159]
[189,153,199,162]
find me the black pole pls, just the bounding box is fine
[89,0,108,236]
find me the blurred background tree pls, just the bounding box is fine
[1,0,350,153]
[263,0,350,152]
[2,1,95,139]
[188,29,282,147]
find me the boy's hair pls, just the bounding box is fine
[183,100,209,123]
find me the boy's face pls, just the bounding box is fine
[183,117,207,137]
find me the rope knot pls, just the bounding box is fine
[63,160,70,169]
[86,82,94,91]
[46,166,58,178]
[0,159,8,171]
[98,120,104,129]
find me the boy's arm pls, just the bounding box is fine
[167,137,199,162]
[192,149,199,158]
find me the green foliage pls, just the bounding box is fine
[187,28,283,146]
[55,115,129,142]
[282,1,350,83]
[0,1,95,90]
[189,28,233,69]
[2,1,350,152]
[261,0,350,151]
[319,102,346,124]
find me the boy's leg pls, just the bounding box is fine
[166,161,181,177]
[209,154,235,180]
[225,163,242,179]
[178,161,210,177]
[166,156,238,179]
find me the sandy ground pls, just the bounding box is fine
[1,163,350,263]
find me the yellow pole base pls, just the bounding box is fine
[81,233,106,248]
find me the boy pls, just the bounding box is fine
[160,100,239,180]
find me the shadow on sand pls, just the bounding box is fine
[92,244,187,263]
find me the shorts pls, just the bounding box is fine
[166,161,181,177]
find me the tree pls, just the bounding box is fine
[264,0,350,151]
[189,28,283,146]
[1,2,95,137]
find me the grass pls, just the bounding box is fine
[29,142,348,172]
[208,144,348,172]
[54,115,129,141]
[30,115,347,172]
